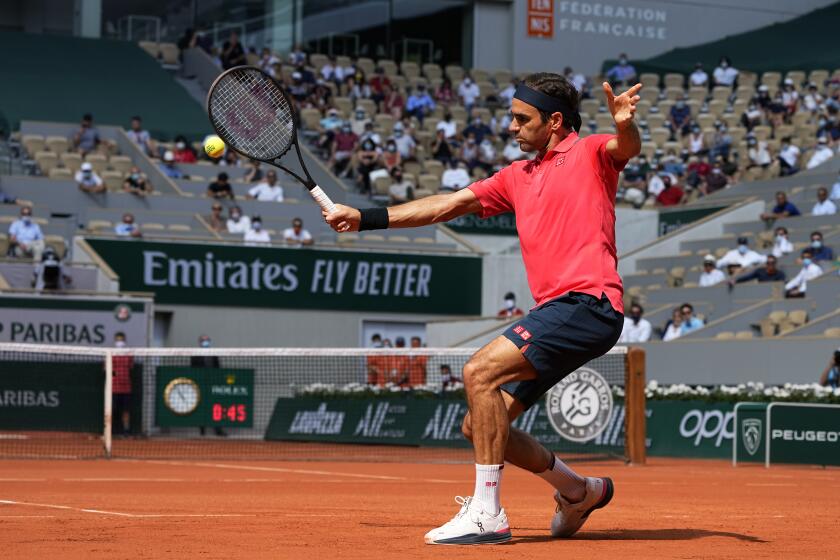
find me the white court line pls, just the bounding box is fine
[0,499,253,518]
[124,459,461,484]
[746,483,797,487]
[0,515,56,518]
[64,478,186,482]
[0,479,46,482]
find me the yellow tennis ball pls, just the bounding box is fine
[204,135,225,158]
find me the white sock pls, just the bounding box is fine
[536,455,586,502]
[474,464,503,515]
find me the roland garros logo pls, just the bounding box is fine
[546,367,613,443]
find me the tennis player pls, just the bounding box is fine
[324,73,641,545]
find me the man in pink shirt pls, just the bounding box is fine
[324,73,642,545]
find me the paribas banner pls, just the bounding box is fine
[85,239,482,314]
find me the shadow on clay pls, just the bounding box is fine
[511,528,768,544]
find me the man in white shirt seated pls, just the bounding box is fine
[388,167,414,204]
[717,237,767,271]
[457,76,480,113]
[436,113,457,140]
[689,62,708,87]
[226,206,251,234]
[243,216,271,245]
[811,186,837,216]
[712,56,738,87]
[699,255,726,287]
[784,249,823,298]
[806,137,835,170]
[76,162,105,194]
[283,217,314,247]
[618,303,652,343]
[440,160,471,192]
[771,226,794,258]
[247,170,284,202]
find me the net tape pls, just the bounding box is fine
[209,67,296,160]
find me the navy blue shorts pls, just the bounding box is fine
[500,292,623,410]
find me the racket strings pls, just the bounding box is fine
[209,68,295,160]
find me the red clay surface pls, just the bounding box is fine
[0,457,838,559]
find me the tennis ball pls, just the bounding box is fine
[204,135,225,159]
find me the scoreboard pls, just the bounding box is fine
[155,367,254,428]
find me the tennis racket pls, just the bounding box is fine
[206,65,337,213]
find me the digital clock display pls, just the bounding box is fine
[211,403,248,424]
[156,367,254,428]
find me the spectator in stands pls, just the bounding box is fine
[126,116,153,156]
[689,62,708,88]
[699,254,726,287]
[288,43,306,66]
[761,191,800,221]
[391,122,417,160]
[258,47,280,77]
[283,217,314,247]
[807,137,836,170]
[766,92,787,128]
[319,107,344,141]
[812,187,837,215]
[247,170,284,202]
[778,137,801,176]
[441,159,471,192]
[369,67,391,108]
[123,166,151,196]
[618,303,652,343]
[656,175,685,207]
[329,123,358,177]
[348,75,372,105]
[477,137,497,174]
[159,151,185,179]
[563,66,587,94]
[746,135,772,169]
[432,130,456,163]
[189,335,227,436]
[388,166,414,204]
[803,83,824,114]
[700,163,728,196]
[207,172,234,199]
[685,155,710,189]
[662,148,685,177]
[226,206,250,234]
[810,231,834,263]
[784,248,823,298]
[207,203,226,232]
[459,133,481,172]
[712,56,738,87]
[8,206,44,260]
[463,116,493,145]
[772,226,794,258]
[381,139,402,172]
[687,125,706,155]
[320,55,338,83]
[740,103,763,132]
[115,213,142,238]
[441,364,461,389]
[32,245,71,291]
[220,149,241,168]
[406,336,428,387]
[244,215,271,245]
[497,292,524,318]
[111,332,133,436]
[668,96,692,138]
[680,303,704,335]
[605,53,636,87]
[709,123,732,159]
[436,112,457,140]
[662,308,683,341]
[433,76,455,106]
[172,136,197,164]
[383,85,405,119]
[405,84,435,123]
[502,137,526,163]
[781,79,799,116]
[72,113,100,155]
[818,114,840,142]
[349,106,371,137]
[458,76,481,115]
[499,78,517,107]
[732,254,785,284]
[621,155,647,199]
[355,138,380,193]
[220,31,246,69]
[819,348,840,389]
[717,237,766,271]
[645,167,666,200]
[832,171,840,202]
[243,160,263,183]
[359,121,382,148]
[76,162,105,194]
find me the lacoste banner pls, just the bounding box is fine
[85,238,482,315]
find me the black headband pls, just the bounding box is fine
[513,83,581,132]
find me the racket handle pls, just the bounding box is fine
[309,185,337,214]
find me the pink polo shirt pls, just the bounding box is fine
[468,132,626,313]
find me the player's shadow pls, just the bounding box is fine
[513,528,767,544]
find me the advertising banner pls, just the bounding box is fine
[86,239,482,315]
[447,213,517,236]
[767,403,840,467]
[658,205,727,236]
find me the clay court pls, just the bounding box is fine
[1,456,838,559]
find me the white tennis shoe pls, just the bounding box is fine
[424,496,512,545]
[550,476,614,538]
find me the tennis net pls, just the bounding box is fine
[0,343,645,463]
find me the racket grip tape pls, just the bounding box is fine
[309,185,337,214]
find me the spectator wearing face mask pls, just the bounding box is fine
[390,123,417,160]
[807,137,835,170]
[777,137,801,176]
[463,116,493,145]
[809,231,834,263]
[819,348,840,389]
[111,332,134,436]
[497,292,524,319]
[247,170,284,202]
[605,53,636,87]
[717,237,766,270]
[732,254,785,284]
[123,166,151,196]
[503,137,526,163]
[709,122,732,160]
[115,213,142,238]
[244,215,270,245]
[780,78,799,116]
[8,206,44,260]
[381,139,402,172]
[746,135,772,169]
[283,217,313,247]
[75,162,105,194]
[784,249,823,298]
[713,56,738,87]
[818,114,840,142]
[655,175,685,207]
[802,84,824,114]
[172,135,197,163]
[355,138,380,194]
[388,167,414,204]
[458,76,481,114]
[405,84,436,124]
[700,163,729,196]
[441,159,471,192]
[679,303,704,335]
[189,335,227,437]
[771,226,794,258]
[359,121,382,148]
[668,97,692,138]
[689,62,708,88]
[383,85,405,120]
[436,112,458,140]
[432,130,455,163]
[160,150,186,179]
[761,191,801,221]
[459,133,481,172]
[226,206,251,234]
[698,255,726,287]
[687,125,707,156]
[740,102,763,132]
[810,187,837,216]
[330,122,358,177]
[618,303,651,343]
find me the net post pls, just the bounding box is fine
[624,347,646,465]
[103,350,113,458]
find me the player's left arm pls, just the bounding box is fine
[603,82,642,161]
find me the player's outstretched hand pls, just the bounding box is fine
[323,204,361,232]
[603,82,642,131]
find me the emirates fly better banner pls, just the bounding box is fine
[85,239,482,315]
